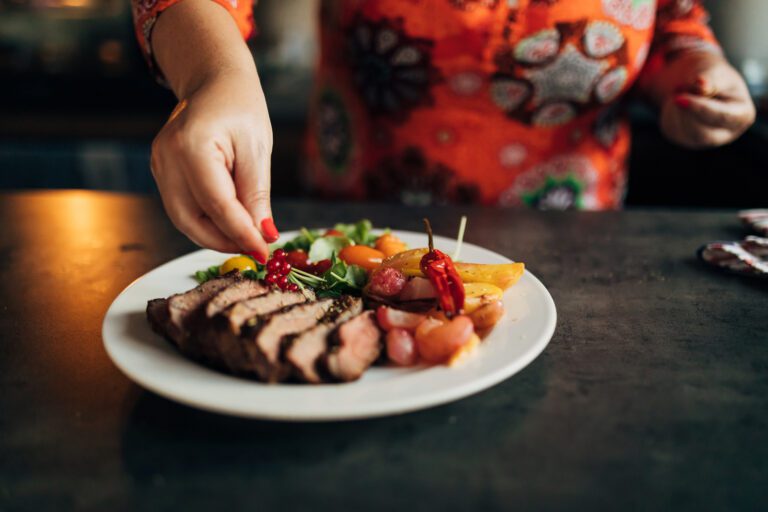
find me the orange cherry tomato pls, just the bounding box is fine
[338,245,385,271]
[375,233,408,257]
[325,229,344,237]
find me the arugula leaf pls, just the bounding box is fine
[333,219,378,246]
[342,264,368,288]
[318,254,367,296]
[193,265,221,284]
[280,229,321,252]
[308,235,350,262]
[242,268,267,281]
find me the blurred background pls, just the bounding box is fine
[0,0,766,207]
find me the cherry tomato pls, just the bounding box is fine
[219,256,255,275]
[386,328,419,366]
[310,259,332,275]
[376,306,426,332]
[285,250,310,270]
[414,315,474,364]
[375,234,408,257]
[369,267,407,297]
[325,229,344,237]
[339,245,385,271]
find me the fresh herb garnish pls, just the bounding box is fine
[308,235,351,262]
[280,228,321,252]
[331,219,378,246]
[193,265,221,284]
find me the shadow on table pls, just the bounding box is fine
[117,357,549,488]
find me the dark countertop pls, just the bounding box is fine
[0,191,766,511]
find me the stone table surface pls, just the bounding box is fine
[0,191,766,512]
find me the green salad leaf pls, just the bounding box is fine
[308,235,351,262]
[193,265,221,284]
[332,219,378,246]
[280,228,322,252]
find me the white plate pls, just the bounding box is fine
[102,230,556,421]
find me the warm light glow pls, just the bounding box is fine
[57,0,92,7]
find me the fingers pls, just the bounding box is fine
[675,94,755,132]
[661,97,749,149]
[151,154,240,254]
[232,134,278,243]
[181,144,270,262]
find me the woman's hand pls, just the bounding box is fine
[151,71,276,260]
[148,0,277,260]
[656,52,756,149]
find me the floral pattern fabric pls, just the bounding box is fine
[132,0,720,210]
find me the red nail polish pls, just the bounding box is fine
[675,96,691,109]
[248,251,267,265]
[260,217,280,243]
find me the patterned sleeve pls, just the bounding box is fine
[638,0,722,87]
[131,0,255,82]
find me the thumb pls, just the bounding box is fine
[233,136,278,243]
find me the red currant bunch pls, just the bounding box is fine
[264,249,299,292]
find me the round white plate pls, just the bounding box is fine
[102,230,556,421]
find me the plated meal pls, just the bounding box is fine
[146,219,525,385]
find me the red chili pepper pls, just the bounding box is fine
[420,219,465,317]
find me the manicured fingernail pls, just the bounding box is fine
[260,217,280,243]
[248,251,267,265]
[675,96,691,109]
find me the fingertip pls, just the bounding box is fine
[247,249,268,265]
[675,95,692,109]
[260,217,280,243]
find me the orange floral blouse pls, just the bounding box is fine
[132,0,721,210]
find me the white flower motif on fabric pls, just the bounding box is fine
[601,0,656,30]
[523,44,609,105]
[515,29,561,64]
[490,78,530,112]
[499,143,528,168]
[499,155,599,209]
[376,29,399,54]
[449,71,483,96]
[584,21,625,58]
[595,66,628,103]
[532,102,577,127]
[391,46,422,66]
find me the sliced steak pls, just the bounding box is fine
[243,298,337,381]
[146,298,169,338]
[285,296,364,384]
[204,278,270,318]
[212,289,312,374]
[148,273,238,346]
[322,311,383,382]
[223,288,315,335]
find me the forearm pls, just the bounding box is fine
[151,0,258,99]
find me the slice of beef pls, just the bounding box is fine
[285,296,364,384]
[204,278,271,318]
[243,298,337,381]
[322,310,383,382]
[146,298,169,338]
[211,289,312,374]
[222,288,315,335]
[147,273,239,346]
